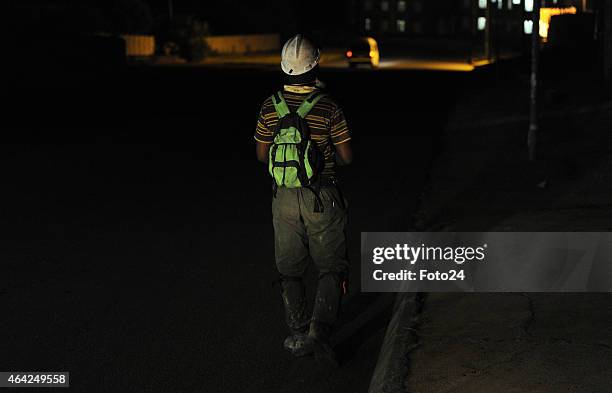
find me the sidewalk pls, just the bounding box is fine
[417,66,612,232]
[404,68,612,392]
[407,293,612,393]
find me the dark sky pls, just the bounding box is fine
[6,0,351,39]
[147,0,349,35]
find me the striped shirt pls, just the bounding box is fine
[254,89,351,179]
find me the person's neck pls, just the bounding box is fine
[284,84,317,94]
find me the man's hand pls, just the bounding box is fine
[256,141,271,163]
[335,141,353,166]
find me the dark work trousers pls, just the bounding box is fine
[272,185,349,335]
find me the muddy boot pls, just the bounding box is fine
[280,276,311,356]
[283,333,313,357]
[309,271,346,364]
[311,272,345,334]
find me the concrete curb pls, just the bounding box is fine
[367,293,424,393]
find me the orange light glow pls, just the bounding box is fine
[540,7,577,40]
[346,50,353,58]
[369,51,375,58]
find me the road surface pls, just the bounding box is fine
[2,66,467,392]
[197,52,483,72]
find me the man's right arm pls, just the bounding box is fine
[335,141,353,166]
[330,104,353,166]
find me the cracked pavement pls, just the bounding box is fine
[403,66,612,393]
[406,293,612,393]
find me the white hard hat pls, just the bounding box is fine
[280,35,320,76]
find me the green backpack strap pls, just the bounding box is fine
[297,91,326,118]
[271,91,290,118]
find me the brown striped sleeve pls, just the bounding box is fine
[254,100,274,144]
[330,106,351,145]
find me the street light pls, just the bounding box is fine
[527,0,540,161]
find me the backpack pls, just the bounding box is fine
[268,90,326,189]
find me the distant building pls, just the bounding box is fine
[350,0,475,38]
[348,0,592,56]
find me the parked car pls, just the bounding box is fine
[346,37,380,68]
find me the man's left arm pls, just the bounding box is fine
[254,105,273,163]
[256,141,271,163]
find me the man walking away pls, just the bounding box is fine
[254,35,353,359]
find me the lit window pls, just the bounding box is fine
[498,0,503,9]
[512,0,521,4]
[398,0,406,12]
[539,20,548,37]
[397,19,406,32]
[524,19,533,34]
[524,0,533,11]
[478,17,487,30]
[365,18,371,31]
[478,0,487,9]
[508,0,513,10]
[381,1,389,11]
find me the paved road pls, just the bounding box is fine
[194,47,478,72]
[2,66,467,392]
[190,55,480,72]
[325,57,480,72]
